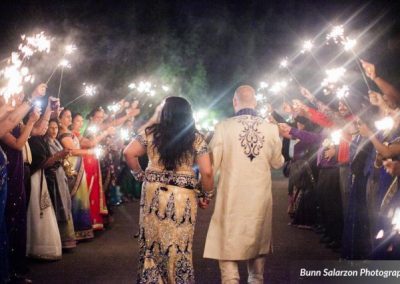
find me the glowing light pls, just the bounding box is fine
[280,58,289,68]
[321,67,346,87]
[59,59,71,69]
[343,38,357,51]
[194,110,207,123]
[108,103,121,113]
[336,85,349,99]
[83,83,97,97]
[259,82,269,89]
[161,85,170,92]
[375,116,394,131]
[376,230,384,239]
[128,83,136,89]
[19,32,51,58]
[255,93,264,102]
[65,44,77,55]
[87,125,98,134]
[331,130,342,145]
[392,208,400,232]
[94,146,103,159]
[137,81,152,93]
[326,25,344,44]
[120,128,130,141]
[301,40,313,53]
[270,81,288,94]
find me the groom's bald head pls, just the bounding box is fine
[233,85,257,113]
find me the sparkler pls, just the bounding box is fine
[330,130,342,145]
[87,125,99,134]
[321,67,346,87]
[19,32,51,58]
[259,81,269,89]
[375,116,394,131]
[269,81,288,94]
[94,146,103,159]
[64,83,97,107]
[336,85,350,99]
[0,53,35,102]
[279,57,302,87]
[120,128,130,141]
[300,40,313,54]
[65,44,77,55]
[326,25,371,91]
[326,25,345,44]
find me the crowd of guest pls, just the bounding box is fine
[1,57,400,283]
[274,59,400,260]
[0,87,148,283]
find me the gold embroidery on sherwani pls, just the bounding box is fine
[236,116,265,161]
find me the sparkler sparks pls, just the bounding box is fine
[280,58,289,68]
[94,146,103,159]
[301,40,313,53]
[87,125,99,134]
[326,25,345,44]
[270,81,288,94]
[83,83,97,97]
[59,59,71,69]
[336,85,350,99]
[259,82,269,89]
[65,44,77,55]
[19,32,51,58]
[321,67,346,87]
[343,38,357,51]
[331,130,342,145]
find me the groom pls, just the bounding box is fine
[204,85,284,283]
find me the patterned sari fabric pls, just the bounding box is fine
[59,132,94,240]
[0,146,9,282]
[136,131,208,284]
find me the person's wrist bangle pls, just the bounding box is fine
[131,169,145,182]
[200,188,215,201]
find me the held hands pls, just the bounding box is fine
[198,197,209,209]
[360,60,377,80]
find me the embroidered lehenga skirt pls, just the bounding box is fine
[137,172,198,284]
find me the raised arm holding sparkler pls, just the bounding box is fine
[361,60,400,107]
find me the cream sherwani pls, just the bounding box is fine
[204,113,284,260]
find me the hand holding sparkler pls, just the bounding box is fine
[360,60,377,80]
[324,146,336,161]
[368,91,384,106]
[299,86,314,102]
[383,160,400,177]
[31,83,47,99]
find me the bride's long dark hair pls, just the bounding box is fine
[146,96,197,171]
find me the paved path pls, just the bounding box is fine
[29,172,338,283]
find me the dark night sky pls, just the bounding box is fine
[0,0,399,116]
